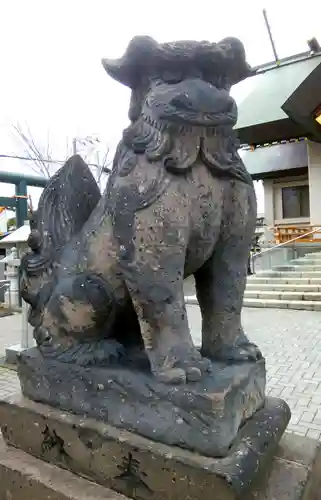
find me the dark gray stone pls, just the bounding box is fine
[17,347,266,458]
[2,430,320,500]
[19,35,260,389]
[13,35,291,484]
[0,395,290,500]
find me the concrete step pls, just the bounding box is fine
[256,270,321,278]
[302,252,321,258]
[247,276,321,285]
[244,290,321,301]
[246,283,321,292]
[243,298,321,311]
[289,258,321,266]
[272,265,321,272]
[185,294,321,310]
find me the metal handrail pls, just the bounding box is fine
[252,226,321,260]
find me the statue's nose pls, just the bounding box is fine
[148,78,235,123]
[169,80,233,114]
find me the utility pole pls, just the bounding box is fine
[262,8,279,64]
[72,137,77,155]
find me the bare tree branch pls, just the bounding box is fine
[12,122,54,177]
[12,123,112,187]
[89,147,111,191]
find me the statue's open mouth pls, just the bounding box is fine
[145,79,237,127]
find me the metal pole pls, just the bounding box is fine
[0,171,48,187]
[262,8,279,63]
[15,180,28,228]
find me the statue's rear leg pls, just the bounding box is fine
[194,180,262,362]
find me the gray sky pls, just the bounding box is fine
[0,0,320,209]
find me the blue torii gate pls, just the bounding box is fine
[0,171,48,228]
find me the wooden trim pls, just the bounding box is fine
[274,218,310,225]
[252,166,308,181]
[273,224,321,244]
[273,179,308,188]
[273,172,308,184]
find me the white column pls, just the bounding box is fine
[307,141,321,226]
[262,179,274,243]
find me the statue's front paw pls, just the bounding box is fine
[157,368,188,384]
[153,343,212,384]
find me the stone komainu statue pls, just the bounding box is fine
[20,36,261,384]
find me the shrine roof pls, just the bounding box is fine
[234,52,321,146]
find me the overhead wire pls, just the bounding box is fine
[0,154,111,173]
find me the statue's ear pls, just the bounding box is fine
[101,35,159,88]
[35,155,101,261]
[217,37,252,84]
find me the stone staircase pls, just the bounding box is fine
[184,252,321,310]
[244,252,321,310]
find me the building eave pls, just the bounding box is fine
[241,140,308,180]
[234,52,321,146]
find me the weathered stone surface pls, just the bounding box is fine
[0,394,290,500]
[12,36,285,489]
[17,347,266,457]
[20,35,261,389]
[0,436,125,500]
[1,431,320,500]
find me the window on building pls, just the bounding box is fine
[281,185,310,219]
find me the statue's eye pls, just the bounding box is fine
[202,70,215,84]
[202,71,226,88]
[161,70,184,84]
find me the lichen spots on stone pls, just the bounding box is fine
[59,296,96,331]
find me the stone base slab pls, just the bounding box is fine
[0,394,290,500]
[0,436,125,500]
[17,346,266,457]
[5,344,27,365]
[0,432,320,500]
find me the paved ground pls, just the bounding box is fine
[188,305,321,440]
[0,314,21,397]
[0,314,21,353]
[1,308,321,440]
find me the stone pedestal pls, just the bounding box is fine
[17,347,268,458]
[1,429,320,500]
[0,394,290,500]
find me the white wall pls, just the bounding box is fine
[0,209,15,234]
[308,141,321,226]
